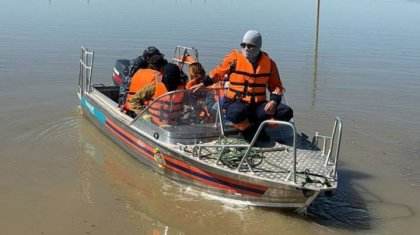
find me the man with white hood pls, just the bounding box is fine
[190,30,293,142]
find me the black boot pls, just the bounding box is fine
[251,123,270,142]
[257,128,270,142]
[241,126,255,143]
[241,124,271,144]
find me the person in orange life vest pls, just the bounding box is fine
[184,62,213,121]
[130,63,184,119]
[185,62,206,89]
[123,54,165,115]
[147,64,185,125]
[189,30,293,142]
[187,62,225,96]
[186,62,227,121]
[118,46,169,107]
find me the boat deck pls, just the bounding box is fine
[183,134,335,190]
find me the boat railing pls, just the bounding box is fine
[132,89,226,132]
[171,46,199,70]
[193,120,299,182]
[312,117,343,178]
[132,89,206,123]
[193,118,343,183]
[240,120,298,178]
[78,47,94,97]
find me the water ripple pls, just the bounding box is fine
[13,116,79,144]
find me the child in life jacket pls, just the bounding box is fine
[186,62,206,89]
[184,62,212,121]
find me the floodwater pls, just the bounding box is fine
[1,0,419,234]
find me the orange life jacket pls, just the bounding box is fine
[226,50,271,103]
[210,82,227,102]
[148,85,184,126]
[185,80,199,90]
[125,69,162,111]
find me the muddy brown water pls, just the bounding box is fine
[1,0,420,234]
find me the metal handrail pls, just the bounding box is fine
[194,117,343,184]
[78,47,94,96]
[131,89,227,136]
[193,120,298,183]
[171,46,199,70]
[237,120,297,181]
[131,89,199,124]
[312,117,343,179]
[331,117,343,178]
[215,98,225,136]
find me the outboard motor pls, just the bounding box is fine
[112,59,130,86]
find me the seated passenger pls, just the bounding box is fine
[129,64,185,126]
[190,30,294,143]
[185,62,206,89]
[118,46,167,106]
[161,63,184,92]
[151,64,185,125]
[122,54,165,115]
[186,62,227,97]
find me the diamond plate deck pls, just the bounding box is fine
[182,134,335,190]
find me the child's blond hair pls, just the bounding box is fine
[188,62,206,83]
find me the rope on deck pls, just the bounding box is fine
[213,135,264,169]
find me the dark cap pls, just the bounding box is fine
[143,46,162,60]
[162,63,181,91]
[147,54,164,69]
[163,63,180,77]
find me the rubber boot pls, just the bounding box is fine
[257,127,270,142]
[241,126,255,143]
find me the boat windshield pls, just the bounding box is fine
[135,88,226,129]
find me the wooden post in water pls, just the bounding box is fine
[312,0,320,106]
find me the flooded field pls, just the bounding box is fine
[0,0,419,234]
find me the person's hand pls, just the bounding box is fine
[189,82,205,93]
[264,100,277,115]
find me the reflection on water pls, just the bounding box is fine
[78,117,186,234]
[310,175,415,231]
[309,169,374,231]
[78,117,95,204]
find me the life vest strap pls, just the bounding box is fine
[228,87,266,96]
[229,81,266,87]
[231,70,271,78]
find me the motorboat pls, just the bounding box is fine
[78,46,343,213]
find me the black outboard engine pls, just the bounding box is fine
[113,56,150,86]
[112,59,130,86]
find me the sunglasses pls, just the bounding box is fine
[240,43,256,49]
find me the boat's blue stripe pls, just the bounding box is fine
[166,160,265,195]
[81,97,106,124]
